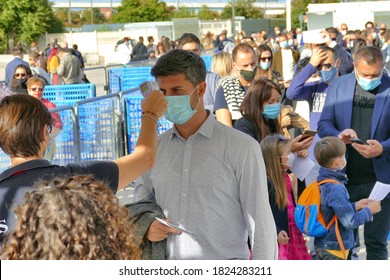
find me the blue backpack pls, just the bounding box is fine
[294,179,346,254]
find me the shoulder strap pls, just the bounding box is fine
[319,179,346,258]
[318,179,340,185]
[326,216,346,258]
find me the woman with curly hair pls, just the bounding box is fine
[0,92,166,246]
[0,175,142,260]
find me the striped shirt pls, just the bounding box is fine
[213,76,247,120]
[133,112,278,260]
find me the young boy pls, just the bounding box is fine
[313,136,381,260]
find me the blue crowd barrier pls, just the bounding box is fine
[43,84,96,107]
[50,106,79,166]
[109,68,129,94]
[122,89,172,154]
[107,55,213,95]
[120,67,154,92]
[76,94,122,161]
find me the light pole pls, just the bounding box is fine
[232,0,235,36]
[68,0,72,31]
[91,0,93,25]
[286,0,291,32]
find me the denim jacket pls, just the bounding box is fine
[314,167,372,250]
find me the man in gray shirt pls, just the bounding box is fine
[55,47,81,84]
[133,49,277,260]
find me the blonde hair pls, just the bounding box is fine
[0,175,142,260]
[260,134,289,209]
[211,51,233,77]
[26,77,45,90]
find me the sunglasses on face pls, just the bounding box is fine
[31,87,44,92]
[14,73,27,78]
[260,56,272,62]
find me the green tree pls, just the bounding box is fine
[112,0,171,23]
[197,5,220,20]
[221,0,264,20]
[0,0,60,53]
[291,0,340,29]
[172,7,196,19]
[81,8,106,25]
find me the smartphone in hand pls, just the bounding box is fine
[155,217,196,237]
[350,138,368,145]
[299,130,317,142]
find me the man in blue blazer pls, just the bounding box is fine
[318,46,390,260]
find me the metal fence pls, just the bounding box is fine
[76,94,123,161]
[1,56,217,172]
[121,88,172,154]
[51,106,78,166]
[43,84,96,106]
[106,55,213,95]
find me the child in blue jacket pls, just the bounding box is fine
[313,137,381,260]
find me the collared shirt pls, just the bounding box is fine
[133,113,278,260]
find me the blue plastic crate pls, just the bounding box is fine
[124,91,172,154]
[43,84,96,107]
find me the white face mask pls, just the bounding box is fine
[337,157,347,170]
[280,153,295,169]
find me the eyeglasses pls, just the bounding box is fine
[316,63,333,71]
[47,124,52,134]
[260,56,272,62]
[14,73,27,78]
[31,87,44,92]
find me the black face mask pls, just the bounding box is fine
[239,66,257,82]
[17,78,28,89]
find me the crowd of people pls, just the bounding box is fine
[3,40,86,93]
[0,20,389,261]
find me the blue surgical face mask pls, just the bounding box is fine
[288,39,294,46]
[262,103,281,120]
[356,72,382,91]
[320,67,337,83]
[280,41,288,49]
[165,85,199,125]
[260,61,271,70]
